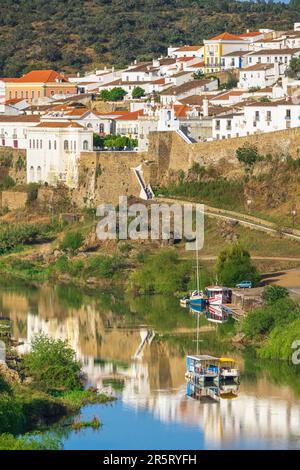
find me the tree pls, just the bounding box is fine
[99,88,127,101]
[215,243,260,287]
[262,285,289,304]
[93,133,104,148]
[132,86,145,99]
[236,144,259,169]
[24,334,82,392]
[287,57,300,79]
[192,70,205,80]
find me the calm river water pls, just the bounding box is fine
[1,283,300,450]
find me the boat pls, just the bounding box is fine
[205,305,229,324]
[189,290,208,307]
[185,354,220,384]
[180,295,190,307]
[219,357,240,382]
[186,380,220,403]
[205,286,232,306]
[219,382,240,399]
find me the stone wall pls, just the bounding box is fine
[0,147,26,186]
[0,190,28,210]
[74,151,153,207]
[148,127,300,183]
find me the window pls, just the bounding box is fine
[37,140,39,149]
[255,111,260,121]
[31,91,34,98]
[83,140,89,151]
[54,140,57,150]
[33,140,35,149]
[74,141,76,151]
[21,91,24,99]
[38,91,41,98]
[215,120,220,130]
[9,91,12,99]
[26,91,28,99]
[29,166,34,182]
[267,111,272,121]
[49,141,51,150]
[64,140,69,150]
[15,91,18,98]
[99,123,104,134]
[40,140,42,149]
[29,139,32,149]
[226,120,232,130]
[37,166,42,181]
[286,109,291,120]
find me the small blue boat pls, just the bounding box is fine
[189,290,208,308]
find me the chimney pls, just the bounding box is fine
[203,98,209,117]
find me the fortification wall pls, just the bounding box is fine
[0,190,28,210]
[75,151,151,207]
[0,147,27,185]
[148,128,300,183]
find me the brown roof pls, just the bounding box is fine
[209,32,243,41]
[248,48,300,56]
[242,64,274,71]
[36,121,83,128]
[160,79,213,96]
[0,115,40,122]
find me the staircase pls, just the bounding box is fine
[176,128,193,144]
[132,165,154,200]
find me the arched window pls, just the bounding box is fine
[40,140,42,149]
[33,140,35,149]
[64,140,69,151]
[37,140,39,149]
[29,166,34,182]
[99,123,104,134]
[49,141,51,150]
[54,140,57,150]
[37,166,42,181]
[83,140,89,151]
[74,141,76,151]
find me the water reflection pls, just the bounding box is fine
[1,284,300,449]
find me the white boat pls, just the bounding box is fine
[185,354,220,383]
[205,286,232,306]
[219,357,240,382]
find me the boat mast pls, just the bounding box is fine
[196,237,200,293]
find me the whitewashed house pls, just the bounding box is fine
[0,115,40,148]
[238,63,280,89]
[26,121,93,188]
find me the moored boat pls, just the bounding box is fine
[185,354,220,384]
[219,357,240,382]
[205,286,232,306]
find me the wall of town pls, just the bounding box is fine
[148,128,300,183]
[0,147,27,185]
[0,190,28,210]
[74,150,149,207]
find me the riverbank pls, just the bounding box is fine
[0,336,115,449]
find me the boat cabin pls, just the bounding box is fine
[205,286,232,305]
[186,355,220,382]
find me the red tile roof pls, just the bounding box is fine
[209,32,243,41]
[1,70,72,84]
[115,109,144,121]
[174,45,203,52]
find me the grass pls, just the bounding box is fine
[71,416,101,431]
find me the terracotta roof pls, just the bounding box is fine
[65,107,90,116]
[189,61,205,68]
[15,70,71,84]
[222,50,248,57]
[173,104,190,118]
[179,95,208,106]
[4,98,25,105]
[178,57,196,62]
[209,32,243,41]
[0,115,40,122]
[36,121,83,128]
[115,109,144,121]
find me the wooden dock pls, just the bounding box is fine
[223,304,246,322]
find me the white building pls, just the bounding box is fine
[167,45,204,59]
[238,63,280,89]
[246,48,300,68]
[0,115,40,148]
[26,121,93,188]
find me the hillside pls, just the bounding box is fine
[0,0,299,76]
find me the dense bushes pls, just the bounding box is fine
[24,334,82,392]
[0,223,56,255]
[128,249,190,294]
[159,178,245,211]
[60,230,83,254]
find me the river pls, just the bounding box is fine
[1,283,300,450]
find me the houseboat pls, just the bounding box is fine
[185,355,220,384]
[206,305,229,324]
[205,286,232,306]
[219,357,240,382]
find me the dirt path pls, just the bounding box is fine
[159,197,300,242]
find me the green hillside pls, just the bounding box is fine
[0,0,299,76]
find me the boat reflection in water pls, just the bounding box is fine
[189,303,229,324]
[186,380,240,403]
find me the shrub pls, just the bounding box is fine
[85,255,124,278]
[60,230,83,254]
[24,334,82,392]
[0,175,15,189]
[236,144,259,169]
[132,86,145,99]
[128,249,190,294]
[262,285,289,304]
[215,243,260,287]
